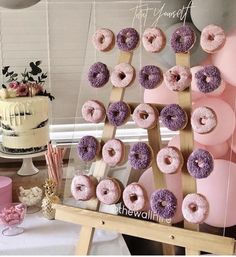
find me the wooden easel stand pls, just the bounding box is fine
[54,204,235,255]
[54,50,235,256]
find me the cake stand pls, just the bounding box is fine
[0,149,47,176]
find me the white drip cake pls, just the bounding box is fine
[0,96,49,154]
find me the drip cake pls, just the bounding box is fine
[0,61,54,154]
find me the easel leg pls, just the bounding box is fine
[75,226,94,255]
[162,243,175,255]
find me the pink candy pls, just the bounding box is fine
[0,204,25,226]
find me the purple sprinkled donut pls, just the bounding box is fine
[128,142,152,170]
[171,25,196,53]
[139,65,163,89]
[88,62,109,88]
[107,101,130,127]
[150,189,177,219]
[160,104,188,131]
[77,135,100,162]
[187,149,214,179]
[116,28,139,52]
[195,65,221,93]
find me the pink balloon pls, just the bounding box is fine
[193,97,235,145]
[138,167,183,224]
[229,128,236,154]
[221,149,236,163]
[221,83,236,109]
[212,28,236,86]
[168,135,228,159]
[206,141,229,159]
[168,134,205,150]
[197,159,236,227]
[144,80,178,105]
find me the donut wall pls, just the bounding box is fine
[58,1,236,255]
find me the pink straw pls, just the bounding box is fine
[45,143,66,188]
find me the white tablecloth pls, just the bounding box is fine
[0,212,130,255]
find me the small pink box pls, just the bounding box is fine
[0,176,12,205]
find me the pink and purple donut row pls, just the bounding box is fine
[93,24,226,54]
[82,100,189,131]
[88,62,222,94]
[71,175,148,211]
[71,175,176,219]
[93,27,166,53]
[88,62,164,89]
[87,63,180,90]
[94,25,223,54]
[150,189,209,223]
[77,135,214,179]
[77,136,153,170]
[157,147,214,179]
[71,175,209,223]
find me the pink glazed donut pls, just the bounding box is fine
[123,183,148,211]
[142,27,166,53]
[96,178,122,205]
[164,65,192,92]
[182,193,209,224]
[132,103,158,129]
[92,28,115,51]
[82,100,106,123]
[111,63,135,88]
[102,139,125,167]
[71,174,97,201]
[191,106,217,134]
[156,146,184,174]
[200,25,226,54]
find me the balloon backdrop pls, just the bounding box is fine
[229,129,236,155]
[168,135,228,159]
[193,97,235,146]
[191,0,236,31]
[168,134,205,151]
[142,4,236,228]
[212,28,236,86]
[144,80,178,105]
[220,83,236,110]
[197,159,236,227]
[221,148,236,163]
[206,142,229,159]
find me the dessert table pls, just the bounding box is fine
[0,212,130,255]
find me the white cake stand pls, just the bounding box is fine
[0,149,47,176]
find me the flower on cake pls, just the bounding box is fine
[0,61,54,100]
[30,84,43,96]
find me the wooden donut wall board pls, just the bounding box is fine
[53,4,235,255]
[54,48,235,255]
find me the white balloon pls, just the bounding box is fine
[0,0,40,9]
[191,0,236,32]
